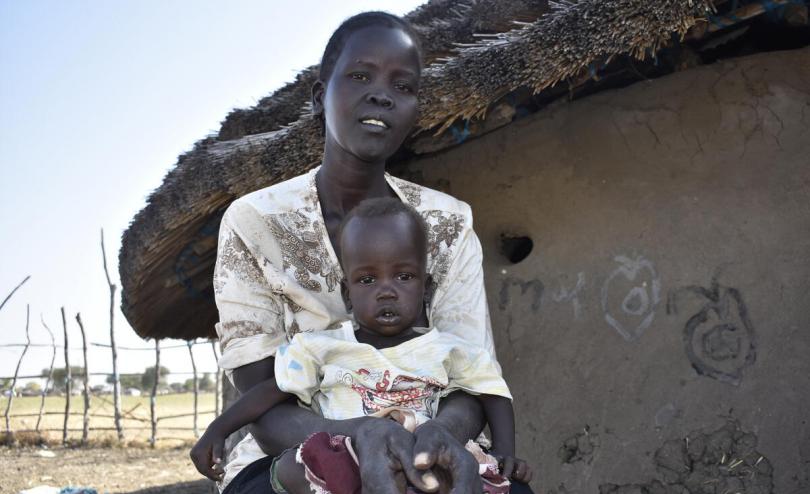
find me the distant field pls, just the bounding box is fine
[4,392,216,444]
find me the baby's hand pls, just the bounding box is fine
[498,455,533,483]
[190,429,226,482]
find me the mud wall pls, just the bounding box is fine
[401,48,810,493]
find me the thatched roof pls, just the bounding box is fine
[120,0,735,341]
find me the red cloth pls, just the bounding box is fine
[297,432,511,494]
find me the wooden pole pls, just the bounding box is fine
[0,275,30,313]
[37,315,57,432]
[61,307,71,445]
[211,341,221,417]
[150,340,160,448]
[187,341,199,438]
[101,229,123,441]
[4,304,30,439]
[75,313,91,445]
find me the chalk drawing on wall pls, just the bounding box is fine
[551,272,586,320]
[601,255,661,341]
[498,278,544,343]
[498,278,544,312]
[668,278,756,386]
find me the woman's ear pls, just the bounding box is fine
[340,279,352,313]
[311,80,325,119]
[423,274,435,309]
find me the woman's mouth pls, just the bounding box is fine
[359,117,390,131]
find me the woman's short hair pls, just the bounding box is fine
[319,11,423,82]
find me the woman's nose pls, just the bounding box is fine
[367,91,394,109]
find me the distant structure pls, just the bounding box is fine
[119,1,810,493]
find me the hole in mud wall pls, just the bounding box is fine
[500,234,533,264]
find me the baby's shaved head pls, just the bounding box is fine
[339,198,428,264]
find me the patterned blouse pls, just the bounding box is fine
[214,166,497,488]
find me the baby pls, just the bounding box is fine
[192,198,532,493]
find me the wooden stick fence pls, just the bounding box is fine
[76,313,91,444]
[150,340,160,448]
[101,228,124,441]
[1,239,222,446]
[37,315,57,431]
[187,341,199,438]
[4,304,30,437]
[60,307,71,445]
[2,336,220,445]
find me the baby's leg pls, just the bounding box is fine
[273,448,309,494]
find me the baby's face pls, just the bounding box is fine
[340,213,427,338]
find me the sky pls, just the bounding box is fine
[0,0,425,386]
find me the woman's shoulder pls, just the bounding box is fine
[386,174,473,221]
[225,169,317,221]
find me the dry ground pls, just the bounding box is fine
[4,393,216,443]
[2,445,217,494]
[3,393,219,493]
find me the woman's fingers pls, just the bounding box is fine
[442,447,482,494]
[500,456,515,480]
[388,439,439,492]
[413,422,480,494]
[355,418,423,494]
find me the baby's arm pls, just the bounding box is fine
[190,377,291,481]
[478,394,533,483]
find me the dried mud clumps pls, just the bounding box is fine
[601,420,773,494]
[559,427,600,464]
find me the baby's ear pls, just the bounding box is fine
[311,80,325,118]
[340,279,352,313]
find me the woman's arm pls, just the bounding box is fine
[233,356,440,493]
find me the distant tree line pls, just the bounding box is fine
[0,366,215,396]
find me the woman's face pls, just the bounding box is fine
[319,26,421,163]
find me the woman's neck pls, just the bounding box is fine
[317,143,393,218]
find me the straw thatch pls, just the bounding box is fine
[120,0,722,341]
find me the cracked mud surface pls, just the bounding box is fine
[600,420,773,494]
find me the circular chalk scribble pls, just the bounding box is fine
[601,255,661,341]
[622,286,650,316]
[683,287,756,385]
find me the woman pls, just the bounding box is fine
[214,12,519,494]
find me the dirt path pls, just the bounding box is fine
[2,446,217,494]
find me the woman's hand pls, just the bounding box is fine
[190,425,227,482]
[413,420,481,494]
[353,417,440,494]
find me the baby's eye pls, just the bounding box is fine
[394,81,413,93]
[397,273,415,282]
[358,275,375,285]
[350,72,369,82]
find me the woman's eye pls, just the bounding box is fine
[358,276,375,285]
[350,73,369,82]
[397,273,414,281]
[394,82,413,93]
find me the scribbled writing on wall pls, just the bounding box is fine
[552,272,586,320]
[668,278,757,386]
[601,255,661,342]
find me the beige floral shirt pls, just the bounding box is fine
[214,167,497,489]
